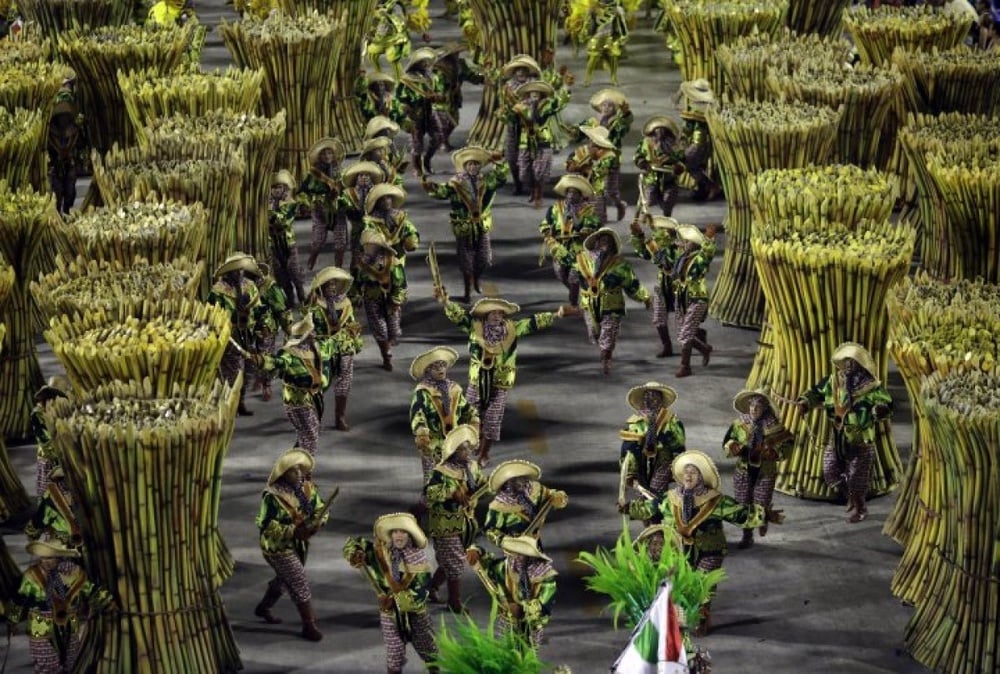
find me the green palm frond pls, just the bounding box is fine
[432,614,549,674]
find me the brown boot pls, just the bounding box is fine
[295,601,323,642]
[616,200,627,222]
[261,380,272,402]
[237,398,254,416]
[847,495,868,523]
[675,343,693,378]
[477,438,493,467]
[531,185,543,208]
[656,326,673,358]
[457,273,473,303]
[600,349,612,375]
[446,578,464,614]
[254,581,283,624]
[376,340,393,371]
[411,153,423,177]
[334,395,349,431]
[694,602,712,637]
[334,250,344,268]
[473,274,482,294]
[427,567,446,604]
[738,529,754,549]
[512,175,524,196]
[694,328,713,366]
[423,149,436,174]
[306,250,319,271]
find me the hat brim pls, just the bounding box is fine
[502,60,541,78]
[365,184,406,213]
[590,89,626,109]
[583,227,621,253]
[831,343,878,377]
[469,298,519,317]
[626,382,677,411]
[488,460,541,493]
[452,147,493,173]
[409,346,459,380]
[517,82,554,99]
[268,449,315,485]
[500,535,551,561]
[310,266,352,295]
[671,450,720,490]
[308,138,345,166]
[554,175,595,198]
[343,162,385,187]
[215,256,260,278]
[374,512,427,549]
[643,116,680,137]
[581,127,616,149]
[439,424,478,464]
[733,389,777,416]
[26,540,80,558]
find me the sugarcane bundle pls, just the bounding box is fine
[58,198,208,267]
[44,298,231,395]
[56,24,192,155]
[893,46,1000,117]
[842,5,971,68]
[706,101,842,329]
[882,274,1000,601]
[220,11,345,177]
[903,368,1000,674]
[752,218,916,499]
[0,36,52,65]
[0,254,30,521]
[765,60,904,168]
[466,0,563,148]
[45,378,242,673]
[91,146,246,292]
[17,0,133,41]
[118,67,265,140]
[0,107,47,191]
[31,255,205,320]
[142,109,286,262]
[0,182,62,441]
[784,0,852,37]
[659,0,789,94]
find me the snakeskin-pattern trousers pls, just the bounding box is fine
[648,462,673,495]
[504,126,520,171]
[584,312,622,352]
[331,355,354,396]
[644,181,678,217]
[517,148,553,191]
[823,441,874,499]
[732,465,777,510]
[495,613,543,648]
[457,233,493,277]
[695,554,723,573]
[30,633,81,674]
[432,534,466,580]
[285,403,320,455]
[264,550,312,604]
[605,164,623,207]
[651,286,673,327]
[552,259,581,303]
[309,208,332,257]
[676,301,708,346]
[466,383,508,442]
[381,610,437,671]
[36,456,53,498]
[219,343,245,386]
[363,298,402,344]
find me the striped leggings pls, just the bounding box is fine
[584,312,622,352]
[285,403,320,455]
[466,383,508,442]
[676,301,708,346]
[517,148,553,191]
[264,550,312,604]
[363,298,402,344]
[457,233,493,277]
[381,609,437,671]
[732,465,777,510]
[432,534,466,580]
[823,441,874,499]
[30,633,82,674]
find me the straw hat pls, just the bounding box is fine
[671,450,720,490]
[626,381,678,411]
[439,424,478,464]
[733,387,778,416]
[590,88,626,110]
[365,115,400,139]
[214,253,260,279]
[583,226,621,254]
[634,524,684,553]
[502,55,541,78]
[285,313,315,347]
[488,459,541,493]
[675,224,705,246]
[268,448,314,486]
[308,137,345,166]
[553,174,594,198]
[409,346,459,381]
[517,81,554,99]
[452,145,493,173]
[469,297,519,318]
[581,125,616,150]
[374,512,427,549]
[26,539,80,559]
[367,71,396,88]
[407,47,438,70]
[831,342,877,378]
[49,464,66,480]
[643,115,680,138]
[359,229,395,254]
[651,216,679,233]
[309,265,352,295]
[436,41,466,58]
[364,183,406,214]
[680,78,716,105]
[271,169,295,191]
[500,534,551,561]
[34,375,71,403]
[361,136,393,157]
[343,161,385,187]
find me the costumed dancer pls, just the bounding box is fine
[484,460,568,548]
[498,54,542,196]
[307,266,363,432]
[630,214,680,357]
[364,116,407,180]
[576,88,633,220]
[583,0,629,85]
[344,513,439,674]
[360,72,406,124]
[423,424,484,613]
[466,535,557,648]
[538,46,577,152]
[421,146,508,303]
[338,161,386,268]
[796,342,893,523]
[539,174,601,307]
[208,253,261,416]
[352,230,407,371]
[253,448,330,641]
[362,183,419,279]
[618,382,686,511]
[678,79,721,202]
[47,93,79,215]
[300,137,346,272]
[24,464,82,553]
[634,115,685,217]
[633,523,684,564]
[31,377,70,497]
[566,125,620,224]
[723,388,794,547]
[433,42,484,152]
[505,81,571,208]
[367,0,413,79]
[249,262,293,403]
[398,47,445,176]
[360,136,403,187]
[672,224,717,379]
[267,169,307,304]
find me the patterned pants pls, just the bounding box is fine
[456,233,493,277]
[605,164,623,207]
[644,182,678,217]
[495,614,543,648]
[381,610,437,671]
[271,247,305,305]
[592,193,609,225]
[552,260,581,301]
[364,298,402,344]
[517,148,553,191]
[676,301,708,346]
[419,449,438,485]
[694,554,723,573]
[30,634,81,674]
[432,534,466,580]
[264,550,312,604]
[648,462,673,495]
[504,126,520,171]
[732,465,777,510]
[309,208,332,256]
[285,403,320,455]
[409,113,449,156]
[584,312,622,352]
[823,441,874,499]
[219,343,245,388]
[36,456,52,498]
[651,287,672,328]
[685,141,712,191]
[331,355,354,396]
[466,383,508,442]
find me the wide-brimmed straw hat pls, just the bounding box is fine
[643,115,680,138]
[365,115,400,139]
[359,229,395,254]
[215,252,260,279]
[343,161,385,187]
[469,297,519,318]
[436,41,467,58]
[374,512,427,548]
[271,169,295,190]
[832,342,877,378]
[34,375,71,403]
[626,381,678,411]
[409,346,459,381]
[680,78,716,105]
[675,224,705,246]
[554,174,594,198]
[310,265,352,296]
[407,47,438,70]
[49,464,66,480]
[502,55,541,78]
[634,524,684,553]
[361,136,393,157]
[308,137,345,166]
[517,81,554,99]
[439,424,478,464]
[671,450,720,490]
[488,459,541,493]
[581,125,616,150]
[501,534,551,561]
[590,88,626,110]
[452,145,493,173]
[367,71,396,88]
[365,183,406,214]
[651,216,680,233]
[27,539,80,559]
[285,313,315,347]
[268,448,315,486]
[583,227,621,254]
[733,387,779,416]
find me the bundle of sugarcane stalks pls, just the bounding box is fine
[57,24,192,155]
[465,0,562,149]
[893,46,1000,117]
[898,113,1000,279]
[660,0,789,94]
[784,0,852,37]
[0,182,62,441]
[751,218,915,499]
[220,11,345,177]
[906,368,1000,674]
[17,0,134,41]
[0,36,52,64]
[0,254,31,521]
[705,101,842,329]
[0,107,47,191]
[46,378,242,673]
[141,110,286,263]
[842,5,971,67]
[91,147,246,293]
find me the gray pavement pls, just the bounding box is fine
[3,3,934,672]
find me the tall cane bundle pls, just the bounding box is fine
[0,107,47,191]
[784,0,852,37]
[752,218,915,499]
[46,378,242,674]
[0,37,52,64]
[842,5,971,67]
[905,369,1000,674]
[705,101,842,328]
[0,254,30,521]
[893,46,1000,117]
[17,0,133,41]
[56,24,191,154]
[0,182,61,441]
